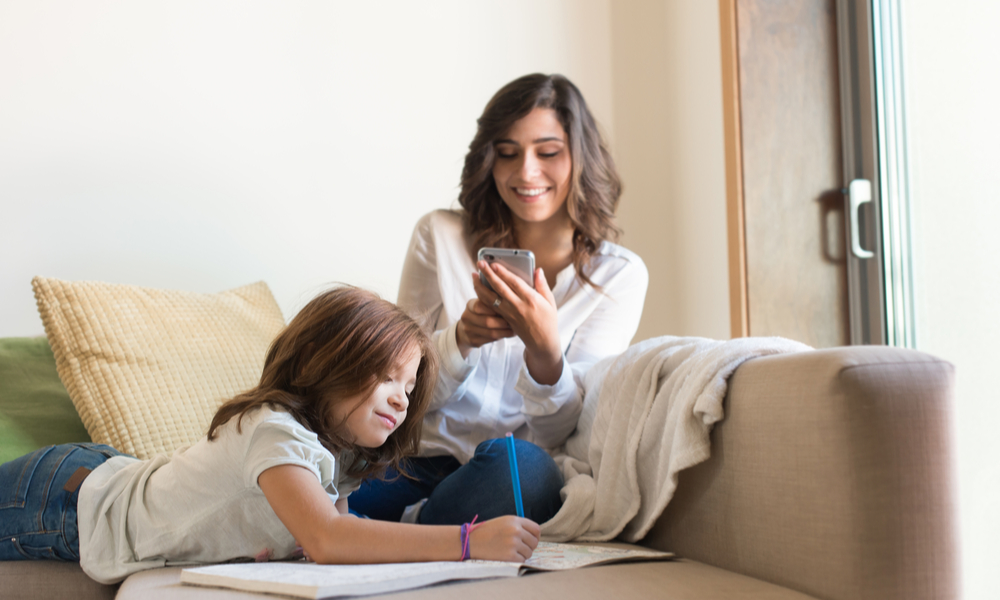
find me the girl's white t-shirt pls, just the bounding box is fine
[77,407,360,584]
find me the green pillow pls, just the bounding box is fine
[0,337,91,463]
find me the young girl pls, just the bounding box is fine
[0,286,539,584]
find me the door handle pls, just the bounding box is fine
[847,179,874,259]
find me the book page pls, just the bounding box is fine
[180,543,673,598]
[181,560,521,599]
[523,541,673,571]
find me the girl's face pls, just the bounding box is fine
[491,107,573,228]
[331,345,421,448]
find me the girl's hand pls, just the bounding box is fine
[475,261,563,385]
[456,294,515,359]
[469,516,540,562]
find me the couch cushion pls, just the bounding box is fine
[0,337,91,463]
[0,561,117,600]
[32,278,286,460]
[116,560,820,600]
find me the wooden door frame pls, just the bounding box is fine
[719,0,748,339]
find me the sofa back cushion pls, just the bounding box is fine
[32,277,286,460]
[0,336,91,463]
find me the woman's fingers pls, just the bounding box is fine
[488,262,536,299]
[467,299,500,320]
[476,261,521,308]
[471,273,503,311]
[466,298,509,327]
[533,267,557,304]
[457,297,513,351]
[463,320,512,343]
[469,265,563,384]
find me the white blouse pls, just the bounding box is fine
[398,210,649,463]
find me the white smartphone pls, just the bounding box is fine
[477,247,535,292]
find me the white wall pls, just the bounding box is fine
[903,2,1000,597]
[0,0,615,334]
[1,0,729,342]
[610,0,730,342]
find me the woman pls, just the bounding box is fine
[351,73,648,525]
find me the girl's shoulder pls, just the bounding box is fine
[239,407,335,469]
[222,405,314,444]
[249,405,313,434]
[235,403,287,426]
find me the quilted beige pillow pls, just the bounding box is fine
[32,277,286,459]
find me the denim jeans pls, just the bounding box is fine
[350,438,564,525]
[0,443,124,561]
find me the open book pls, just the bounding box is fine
[180,541,674,599]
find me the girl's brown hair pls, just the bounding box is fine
[459,73,622,289]
[207,286,438,479]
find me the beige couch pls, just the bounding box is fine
[0,345,958,600]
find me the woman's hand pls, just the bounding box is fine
[475,260,563,385]
[469,516,540,562]
[456,297,515,359]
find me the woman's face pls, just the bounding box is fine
[492,107,572,228]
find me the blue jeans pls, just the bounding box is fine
[0,444,124,561]
[350,438,563,525]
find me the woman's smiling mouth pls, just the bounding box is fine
[514,187,549,198]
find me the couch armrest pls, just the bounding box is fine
[642,346,958,600]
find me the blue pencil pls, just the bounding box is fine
[505,432,524,518]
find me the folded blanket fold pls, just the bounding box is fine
[540,336,811,543]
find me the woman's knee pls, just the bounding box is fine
[473,438,560,477]
[351,456,461,521]
[471,438,563,518]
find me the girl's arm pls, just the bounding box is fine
[258,464,539,564]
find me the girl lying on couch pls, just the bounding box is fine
[0,286,539,584]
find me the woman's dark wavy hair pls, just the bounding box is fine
[207,285,438,480]
[459,73,622,289]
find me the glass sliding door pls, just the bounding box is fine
[836,0,916,347]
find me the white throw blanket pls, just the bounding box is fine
[539,335,811,543]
